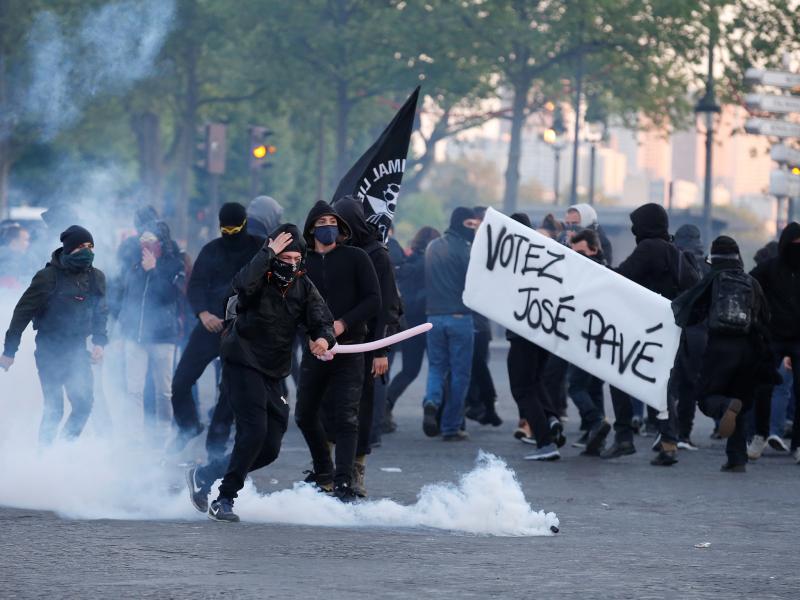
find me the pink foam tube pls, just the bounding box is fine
[317,322,433,361]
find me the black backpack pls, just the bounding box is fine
[708,271,755,335]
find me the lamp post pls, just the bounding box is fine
[543,128,566,205]
[695,21,720,246]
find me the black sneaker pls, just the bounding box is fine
[572,431,589,449]
[600,441,636,459]
[333,482,359,503]
[302,470,333,493]
[549,417,566,448]
[208,497,239,522]
[185,466,210,513]
[677,437,699,451]
[168,423,205,454]
[650,449,678,466]
[382,411,397,434]
[720,462,746,473]
[584,420,611,456]
[651,433,663,452]
[465,406,485,422]
[478,410,503,427]
[423,403,440,437]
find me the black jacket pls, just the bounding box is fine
[3,249,108,357]
[221,228,336,378]
[750,222,800,340]
[187,232,264,318]
[397,249,426,323]
[425,229,472,315]
[302,201,380,344]
[116,249,185,344]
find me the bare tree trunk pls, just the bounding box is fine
[174,45,198,243]
[131,111,164,213]
[334,80,350,181]
[316,112,325,200]
[502,79,530,214]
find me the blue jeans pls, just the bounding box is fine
[424,314,475,435]
[567,364,604,428]
[770,364,793,437]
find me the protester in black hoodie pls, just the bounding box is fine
[294,200,380,502]
[187,224,336,522]
[601,203,700,465]
[749,222,800,463]
[330,196,400,497]
[1,226,108,445]
[169,203,264,451]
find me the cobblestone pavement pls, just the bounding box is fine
[2,346,799,599]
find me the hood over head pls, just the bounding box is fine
[449,206,477,242]
[510,212,532,228]
[674,224,704,258]
[568,203,598,227]
[754,240,779,266]
[332,196,379,249]
[269,223,306,257]
[302,200,353,248]
[248,196,284,236]
[630,203,670,243]
[779,221,800,269]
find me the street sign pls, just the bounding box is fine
[770,170,800,197]
[745,118,800,138]
[745,68,800,90]
[770,144,800,166]
[745,93,800,114]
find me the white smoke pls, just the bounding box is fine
[21,0,176,140]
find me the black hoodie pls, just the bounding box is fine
[302,200,380,344]
[750,222,800,340]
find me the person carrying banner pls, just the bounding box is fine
[0,226,107,445]
[672,236,775,471]
[422,207,480,441]
[169,203,265,452]
[294,201,380,502]
[187,224,336,522]
[601,203,700,465]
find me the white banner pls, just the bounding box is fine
[463,208,681,411]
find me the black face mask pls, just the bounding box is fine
[785,243,800,268]
[271,259,298,286]
[61,248,95,271]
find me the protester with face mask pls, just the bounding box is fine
[422,206,479,441]
[561,203,613,265]
[673,236,775,471]
[186,223,336,522]
[748,222,800,464]
[115,224,185,439]
[0,225,108,445]
[294,201,380,503]
[169,203,264,452]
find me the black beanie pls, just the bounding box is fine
[219,202,247,227]
[269,223,306,256]
[60,225,94,255]
[710,235,740,258]
[511,212,532,228]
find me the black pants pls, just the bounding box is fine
[171,324,220,434]
[387,320,427,410]
[467,330,497,415]
[698,333,759,465]
[611,385,678,445]
[753,339,800,450]
[197,362,288,500]
[34,336,93,445]
[370,348,395,446]
[543,354,569,418]
[507,338,554,446]
[356,351,375,457]
[676,324,708,439]
[566,365,604,429]
[205,391,234,459]
[295,351,363,485]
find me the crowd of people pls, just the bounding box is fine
[0,194,798,522]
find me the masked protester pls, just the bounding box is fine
[672,236,775,471]
[561,203,614,265]
[1,225,108,444]
[601,203,700,465]
[748,222,800,464]
[294,200,380,503]
[186,224,336,522]
[246,196,284,239]
[115,225,185,438]
[169,203,264,452]
[422,207,478,441]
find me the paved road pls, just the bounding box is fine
[2,345,799,599]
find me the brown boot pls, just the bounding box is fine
[718,399,742,438]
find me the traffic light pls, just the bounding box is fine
[195,123,227,174]
[249,126,276,169]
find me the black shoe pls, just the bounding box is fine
[600,441,636,459]
[651,433,663,453]
[642,421,658,438]
[478,410,503,427]
[185,466,210,513]
[549,417,566,448]
[572,431,589,449]
[650,449,678,466]
[302,470,333,493]
[333,482,359,503]
[720,462,746,473]
[465,406,485,422]
[677,437,699,451]
[423,403,440,437]
[168,423,205,454]
[208,497,239,522]
[382,411,397,434]
[584,420,611,456]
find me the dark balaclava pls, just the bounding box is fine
[510,212,532,228]
[629,203,670,244]
[59,225,95,271]
[709,235,741,267]
[269,223,306,287]
[219,202,248,247]
[449,206,477,242]
[778,222,800,270]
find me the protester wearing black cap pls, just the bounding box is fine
[673,235,775,471]
[422,206,480,441]
[0,225,108,445]
[186,224,335,522]
[169,202,264,452]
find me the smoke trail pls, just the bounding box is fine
[21,0,176,140]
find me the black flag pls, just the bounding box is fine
[332,86,420,242]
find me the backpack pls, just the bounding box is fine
[708,271,755,335]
